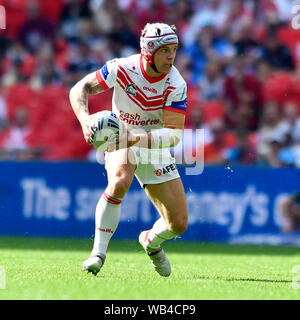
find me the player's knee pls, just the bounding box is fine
[108,176,131,199]
[169,216,188,235]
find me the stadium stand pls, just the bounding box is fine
[0,0,300,166]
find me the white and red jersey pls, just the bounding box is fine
[95,54,187,133]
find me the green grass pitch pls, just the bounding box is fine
[0,236,299,300]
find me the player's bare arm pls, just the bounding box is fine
[163,109,185,130]
[112,110,185,151]
[137,110,184,148]
[69,72,104,144]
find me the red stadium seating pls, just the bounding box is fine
[184,87,201,127]
[200,100,226,123]
[262,72,293,105]
[40,0,64,24]
[21,54,37,78]
[0,0,28,38]
[37,85,69,105]
[3,81,93,159]
[41,128,92,160]
[3,0,300,163]
[277,26,300,64]
[88,90,113,115]
[6,83,36,121]
[0,0,65,38]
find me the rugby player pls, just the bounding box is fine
[69,23,188,277]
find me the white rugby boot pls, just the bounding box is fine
[82,254,105,276]
[139,230,171,277]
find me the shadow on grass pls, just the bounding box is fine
[0,236,299,256]
[199,276,292,284]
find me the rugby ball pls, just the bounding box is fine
[90,111,120,151]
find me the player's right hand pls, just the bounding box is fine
[106,131,140,152]
[80,115,94,145]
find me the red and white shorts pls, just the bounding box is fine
[105,146,180,187]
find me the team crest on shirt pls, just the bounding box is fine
[125,83,137,96]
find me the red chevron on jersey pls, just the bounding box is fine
[116,79,164,112]
[117,78,164,109]
[163,86,176,94]
[117,67,177,109]
[119,66,164,100]
[117,69,164,108]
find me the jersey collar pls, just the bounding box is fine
[139,55,167,84]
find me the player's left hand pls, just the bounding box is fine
[106,131,140,152]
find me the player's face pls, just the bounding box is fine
[154,44,178,74]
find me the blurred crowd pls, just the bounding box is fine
[1,0,300,166]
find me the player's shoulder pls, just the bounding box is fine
[168,66,187,89]
[110,54,140,69]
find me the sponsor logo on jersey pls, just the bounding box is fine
[143,86,158,94]
[154,163,177,176]
[119,110,160,126]
[125,83,137,96]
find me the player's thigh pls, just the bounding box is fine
[144,177,188,233]
[105,148,137,197]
